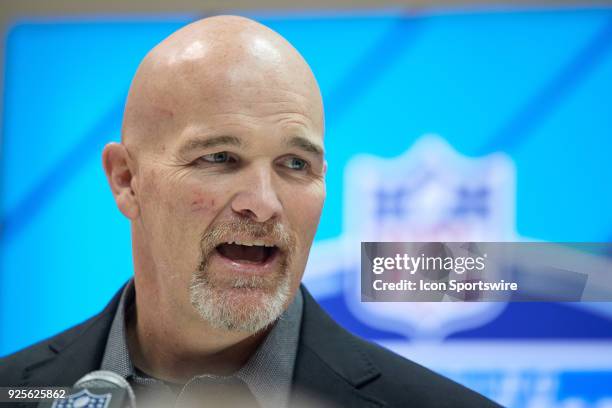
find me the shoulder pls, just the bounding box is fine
[354,335,500,407]
[298,286,501,407]
[0,286,124,386]
[0,319,92,385]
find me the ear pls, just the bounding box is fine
[323,160,328,176]
[102,142,140,220]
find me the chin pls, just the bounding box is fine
[189,273,292,333]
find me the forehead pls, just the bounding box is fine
[177,65,319,117]
[163,71,323,148]
[130,31,325,154]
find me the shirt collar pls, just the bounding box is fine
[101,279,303,408]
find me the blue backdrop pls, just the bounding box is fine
[2,6,612,407]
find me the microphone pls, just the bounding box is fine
[38,370,136,408]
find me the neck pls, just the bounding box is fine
[126,279,271,383]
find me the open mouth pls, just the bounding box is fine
[215,241,279,264]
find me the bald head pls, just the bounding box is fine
[121,15,324,154]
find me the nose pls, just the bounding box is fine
[231,163,283,223]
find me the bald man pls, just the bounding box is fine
[1,16,500,408]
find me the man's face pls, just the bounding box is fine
[131,64,325,332]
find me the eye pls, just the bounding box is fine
[198,152,236,164]
[283,157,308,171]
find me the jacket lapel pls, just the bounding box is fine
[291,286,386,408]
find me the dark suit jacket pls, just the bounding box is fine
[0,285,501,407]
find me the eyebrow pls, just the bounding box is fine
[177,135,242,157]
[286,135,324,157]
[177,133,324,159]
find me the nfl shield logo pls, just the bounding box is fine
[342,135,516,339]
[52,389,112,408]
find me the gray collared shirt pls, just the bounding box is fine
[100,279,303,408]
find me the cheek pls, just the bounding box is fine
[180,183,227,229]
[139,169,220,228]
[286,188,325,243]
[190,193,216,213]
[154,174,220,216]
[179,172,236,217]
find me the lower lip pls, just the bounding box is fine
[209,247,281,276]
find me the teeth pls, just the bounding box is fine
[225,240,275,247]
